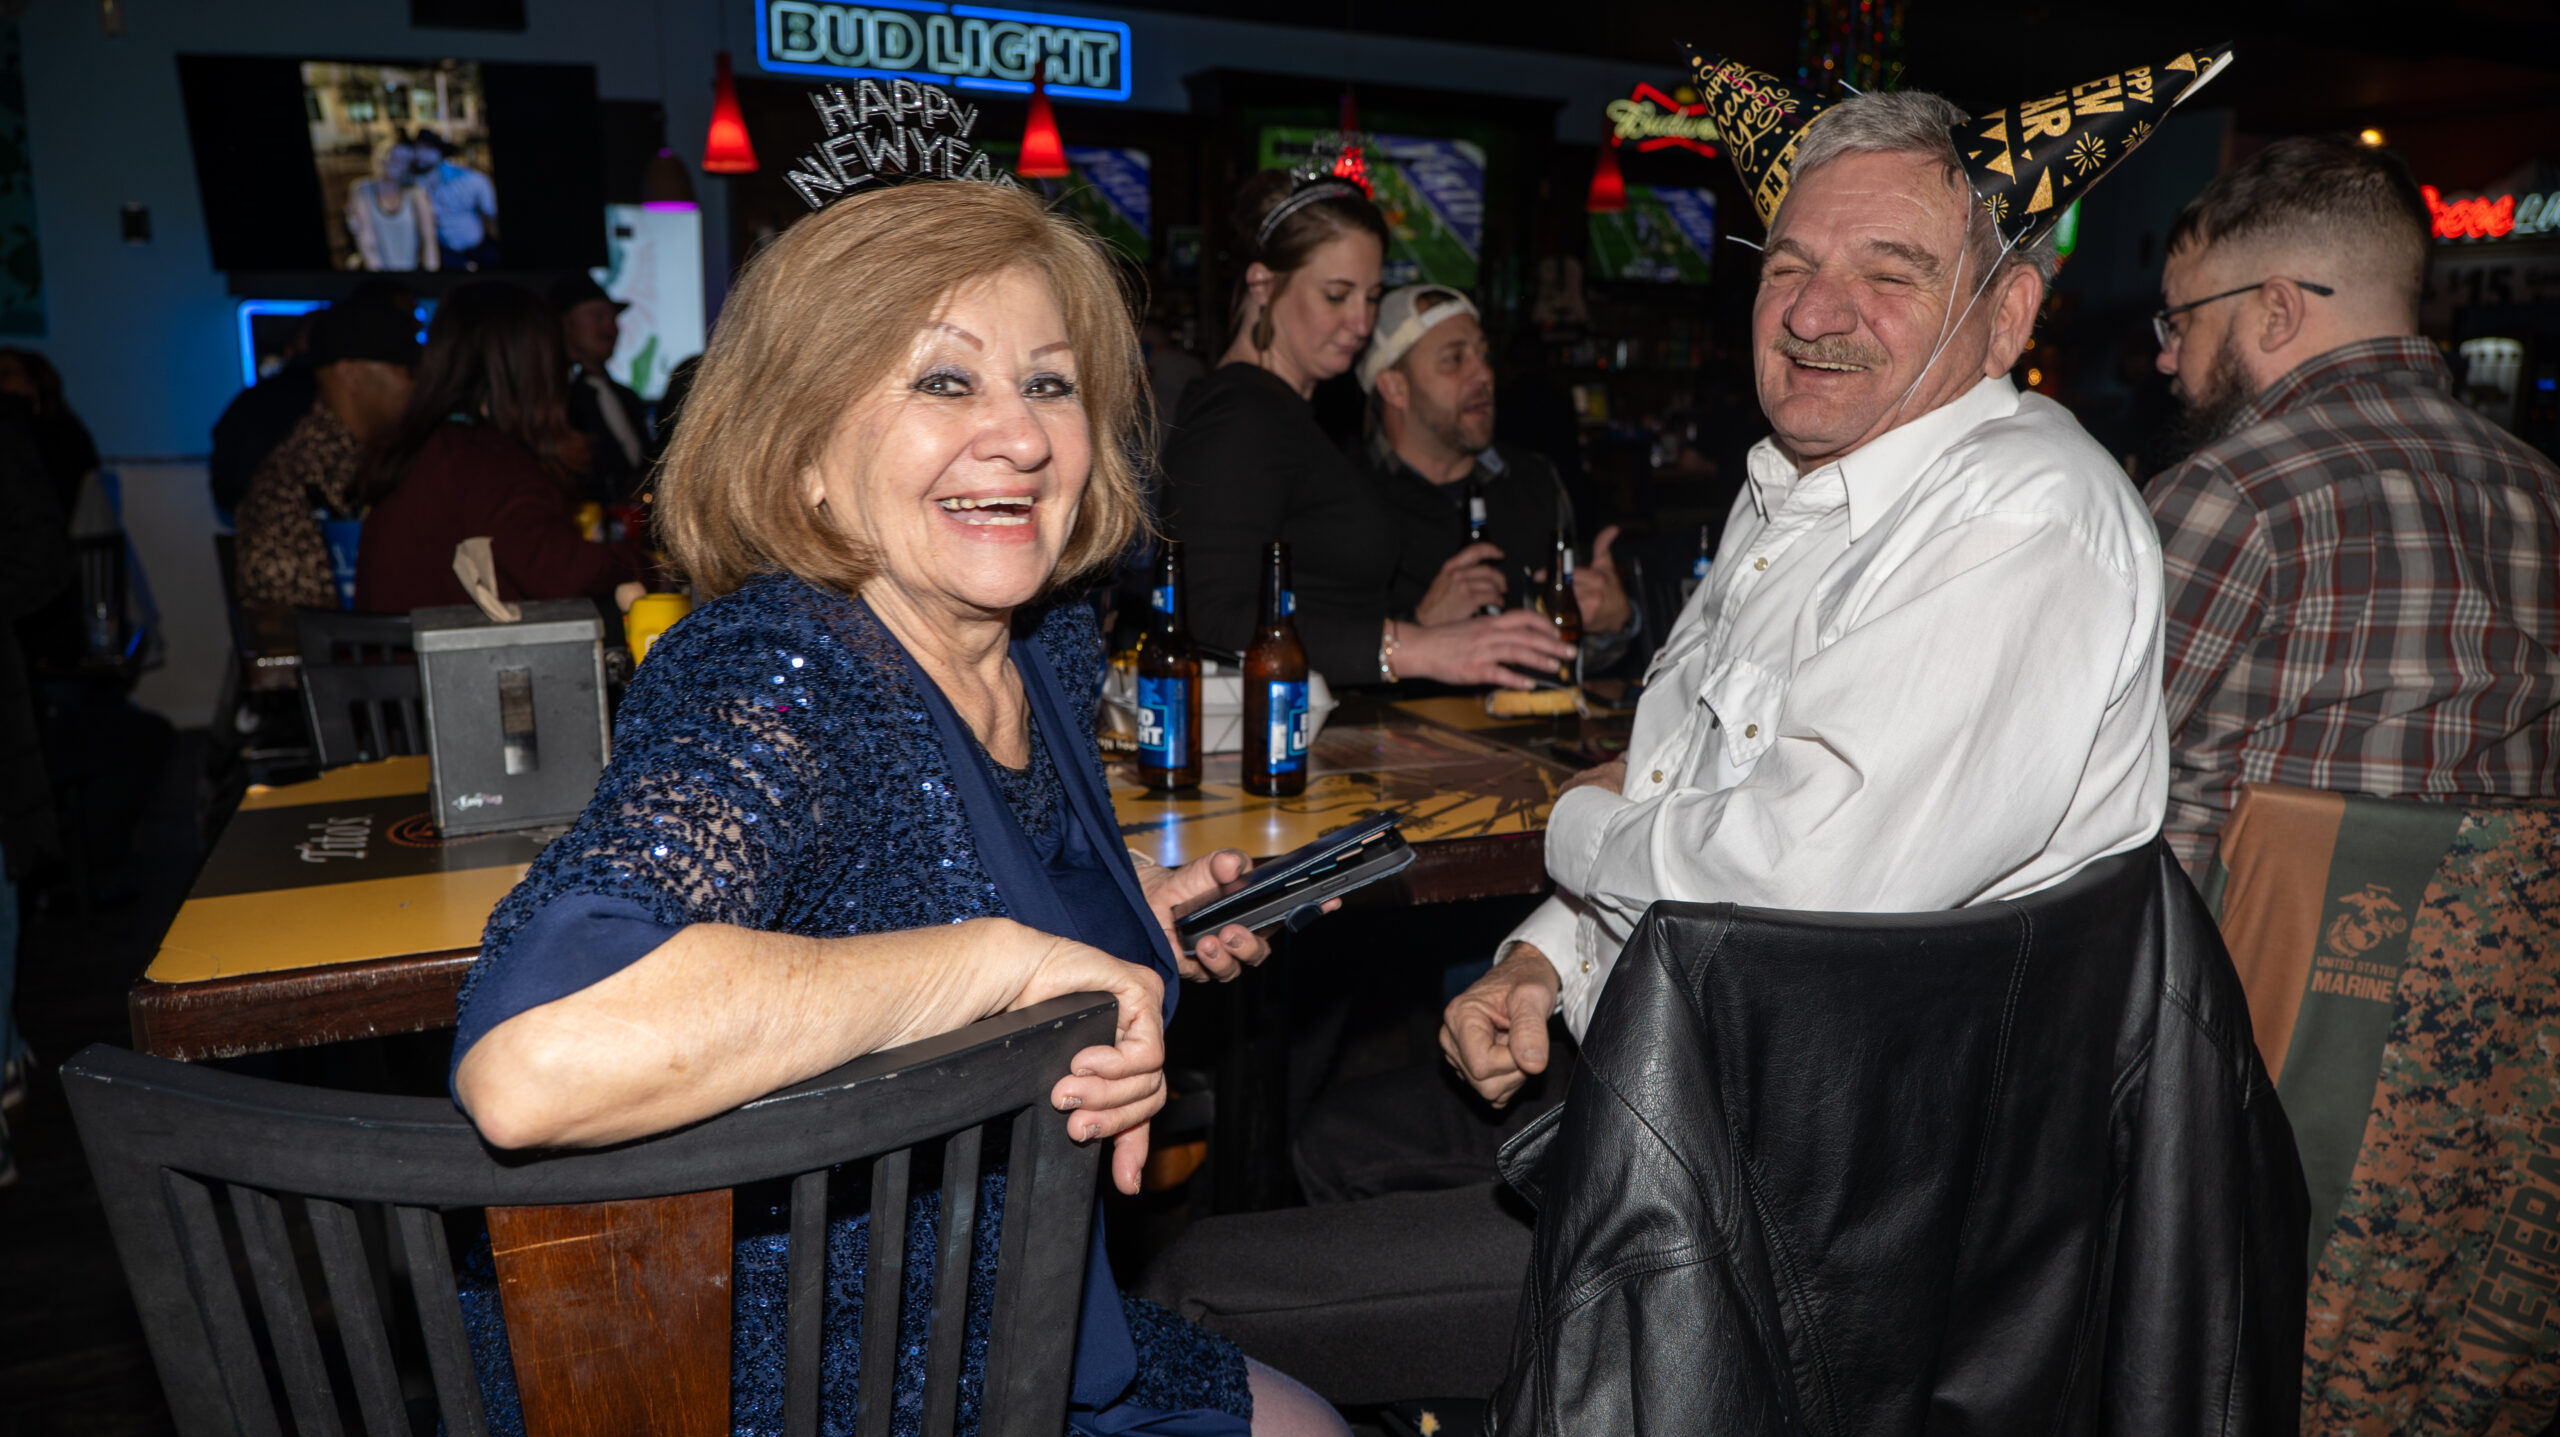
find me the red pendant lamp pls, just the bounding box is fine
[1330,91,1372,196]
[1017,75,1070,179]
[1586,127,1627,213]
[702,52,758,174]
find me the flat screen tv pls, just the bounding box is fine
[177,54,606,274]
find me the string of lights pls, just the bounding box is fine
[1798,0,1906,94]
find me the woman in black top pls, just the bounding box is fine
[1162,171,1570,688]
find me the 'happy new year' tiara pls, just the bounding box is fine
[783,78,1019,211]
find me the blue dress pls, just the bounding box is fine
[450,572,1252,1436]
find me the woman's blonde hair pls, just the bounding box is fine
[656,181,1148,600]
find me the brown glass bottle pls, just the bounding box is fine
[1135,541,1202,790]
[1242,541,1309,797]
[1542,530,1582,686]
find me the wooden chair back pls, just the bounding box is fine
[64,995,1112,1437]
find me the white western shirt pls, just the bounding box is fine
[1507,375,2169,1039]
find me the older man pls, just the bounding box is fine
[1145,55,2217,1402]
[553,273,653,504]
[2145,136,2560,880]
[1448,81,2174,1103]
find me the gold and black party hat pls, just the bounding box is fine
[1959,44,2234,246]
[1684,44,1833,230]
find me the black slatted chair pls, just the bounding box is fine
[64,994,1113,1437]
[299,661,426,767]
[293,608,417,668]
[294,608,426,767]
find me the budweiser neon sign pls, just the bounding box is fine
[2422,184,2560,242]
[1607,84,1721,156]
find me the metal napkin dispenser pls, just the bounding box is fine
[411,600,611,836]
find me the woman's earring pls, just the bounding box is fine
[1251,303,1274,352]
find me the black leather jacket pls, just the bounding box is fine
[1491,842,2306,1436]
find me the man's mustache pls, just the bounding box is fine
[1772,334,1888,371]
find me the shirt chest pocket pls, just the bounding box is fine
[1698,656,1788,774]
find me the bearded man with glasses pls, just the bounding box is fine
[2145,135,2560,878]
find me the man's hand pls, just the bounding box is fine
[1574,526,1633,634]
[1396,610,1578,689]
[1135,849,1338,983]
[1415,542,1509,626]
[1439,943,1562,1107]
[1559,758,1625,800]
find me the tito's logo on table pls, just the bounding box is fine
[297,816,374,864]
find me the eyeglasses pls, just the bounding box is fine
[2153,279,2336,349]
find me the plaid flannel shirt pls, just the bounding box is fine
[2145,335,2560,878]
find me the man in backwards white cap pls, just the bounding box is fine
[1356,284,1635,669]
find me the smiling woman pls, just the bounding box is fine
[655,182,1146,603]
[447,181,1348,1437]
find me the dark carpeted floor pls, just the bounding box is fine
[0,729,207,1435]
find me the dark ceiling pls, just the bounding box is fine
[1108,0,2560,188]
[1110,0,2560,128]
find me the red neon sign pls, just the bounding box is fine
[1607,83,1721,158]
[2423,184,2515,241]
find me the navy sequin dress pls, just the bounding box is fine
[450,572,1252,1436]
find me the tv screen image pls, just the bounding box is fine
[595,204,704,402]
[303,60,495,272]
[180,55,602,276]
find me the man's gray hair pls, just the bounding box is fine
[1785,89,2060,292]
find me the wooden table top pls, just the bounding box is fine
[1112,699,1569,869]
[131,696,1577,1060]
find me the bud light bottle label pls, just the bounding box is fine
[1281,589,1296,617]
[1152,585,1176,614]
[1682,553,1714,603]
[1137,676,1189,768]
[1265,680,1308,774]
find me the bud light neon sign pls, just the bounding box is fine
[758,0,1132,103]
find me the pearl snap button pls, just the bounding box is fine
[1744,724,1759,738]
[1650,769,1663,783]
[1581,959,1594,973]
[1753,556,1769,571]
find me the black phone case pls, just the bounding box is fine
[1173,822,1413,947]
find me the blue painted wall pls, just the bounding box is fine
[19,0,729,460]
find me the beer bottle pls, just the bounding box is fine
[1542,530,1582,687]
[1242,541,1309,797]
[1135,541,1202,790]
[1466,488,1502,617]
